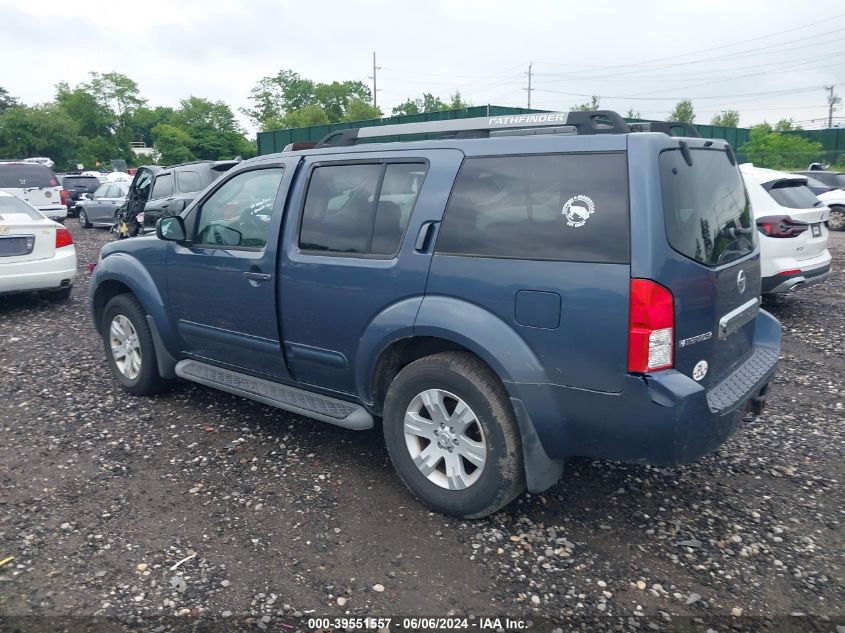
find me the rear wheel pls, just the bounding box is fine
[383,352,525,518]
[78,209,91,228]
[101,294,168,395]
[828,206,845,232]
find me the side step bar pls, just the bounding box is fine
[175,360,373,430]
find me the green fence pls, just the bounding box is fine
[257,106,845,164]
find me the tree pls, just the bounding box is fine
[281,104,331,129]
[391,91,468,117]
[572,96,600,112]
[169,97,255,161]
[243,70,376,129]
[0,87,19,113]
[669,99,695,123]
[151,123,194,165]
[710,109,740,127]
[739,122,822,170]
[87,72,146,120]
[343,98,382,122]
[625,108,642,120]
[0,104,80,166]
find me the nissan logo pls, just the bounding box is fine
[737,269,747,294]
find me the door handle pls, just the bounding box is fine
[243,271,272,281]
[415,221,439,252]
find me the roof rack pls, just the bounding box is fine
[626,121,701,138]
[315,110,630,147]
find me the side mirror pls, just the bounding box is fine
[157,216,188,243]
[81,193,92,200]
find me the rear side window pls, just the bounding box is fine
[0,164,58,188]
[766,180,821,209]
[177,170,204,193]
[299,162,426,256]
[661,149,754,267]
[151,173,173,199]
[0,195,42,219]
[436,153,629,263]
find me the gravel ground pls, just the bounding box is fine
[1,223,843,633]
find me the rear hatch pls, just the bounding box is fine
[62,175,102,202]
[0,196,55,262]
[0,163,61,210]
[758,178,829,261]
[658,145,759,388]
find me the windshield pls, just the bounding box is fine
[660,148,754,267]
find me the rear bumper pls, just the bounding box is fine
[762,260,831,294]
[0,247,77,294]
[511,309,781,467]
[36,205,68,221]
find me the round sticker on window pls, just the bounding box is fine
[692,360,708,382]
[562,195,596,228]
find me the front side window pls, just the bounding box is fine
[93,184,110,198]
[299,162,426,256]
[436,153,629,262]
[151,173,173,199]
[661,148,754,267]
[194,168,283,249]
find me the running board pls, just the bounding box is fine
[175,360,373,430]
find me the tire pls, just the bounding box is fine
[829,206,845,232]
[78,209,91,228]
[383,352,525,518]
[41,286,71,301]
[101,294,168,396]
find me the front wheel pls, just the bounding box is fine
[101,294,169,395]
[383,352,525,519]
[828,206,845,232]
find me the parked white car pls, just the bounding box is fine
[740,164,831,295]
[0,191,76,300]
[0,161,67,221]
[817,188,845,231]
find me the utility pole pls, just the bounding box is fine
[825,85,841,129]
[370,52,381,110]
[523,62,534,109]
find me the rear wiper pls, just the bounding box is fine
[678,140,693,166]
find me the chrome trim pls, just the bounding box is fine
[718,297,759,340]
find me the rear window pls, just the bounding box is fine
[766,180,822,209]
[62,176,101,191]
[436,153,629,263]
[660,148,754,267]
[813,172,845,188]
[0,195,43,219]
[0,164,58,188]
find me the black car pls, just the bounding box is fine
[61,174,103,216]
[124,161,238,234]
[792,169,845,191]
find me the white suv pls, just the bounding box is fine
[740,164,831,295]
[0,162,67,222]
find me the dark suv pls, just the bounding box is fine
[61,174,103,216]
[89,111,780,518]
[123,161,238,234]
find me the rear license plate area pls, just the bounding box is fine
[811,223,821,237]
[0,235,35,257]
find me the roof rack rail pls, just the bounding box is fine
[314,110,630,147]
[627,121,701,138]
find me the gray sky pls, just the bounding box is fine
[2,0,843,132]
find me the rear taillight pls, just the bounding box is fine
[60,189,69,206]
[756,215,809,238]
[55,227,73,248]
[628,279,674,373]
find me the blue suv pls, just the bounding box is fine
[89,111,781,518]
